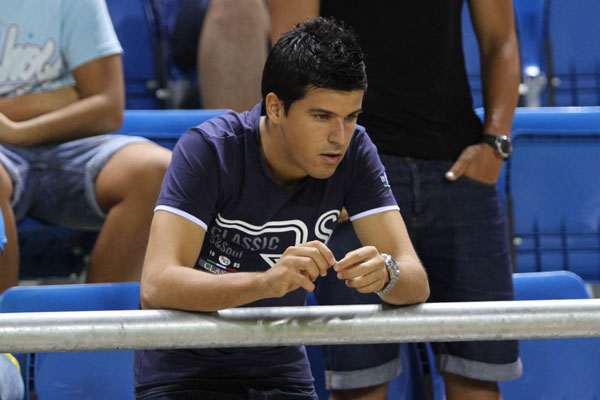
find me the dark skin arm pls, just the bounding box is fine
[445,0,520,184]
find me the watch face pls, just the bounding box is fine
[496,136,512,159]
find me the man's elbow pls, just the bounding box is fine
[139,276,161,310]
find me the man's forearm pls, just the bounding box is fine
[480,36,520,135]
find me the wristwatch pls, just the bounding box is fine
[375,253,400,298]
[481,134,513,161]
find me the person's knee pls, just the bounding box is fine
[96,144,171,211]
[123,146,171,197]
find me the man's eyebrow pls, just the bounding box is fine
[308,108,363,115]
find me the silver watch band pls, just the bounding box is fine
[375,253,400,297]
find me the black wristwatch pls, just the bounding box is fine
[481,134,513,161]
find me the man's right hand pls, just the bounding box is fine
[261,241,336,297]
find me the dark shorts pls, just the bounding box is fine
[136,383,317,400]
[315,156,522,389]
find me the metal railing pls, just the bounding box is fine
[2,299,600,353]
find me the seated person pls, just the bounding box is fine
[0,0,172,293]
[134,17,429,399]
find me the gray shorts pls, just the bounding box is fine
[0,134,153,230]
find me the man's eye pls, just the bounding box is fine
[346,115,358,121]
[314,114,329,120]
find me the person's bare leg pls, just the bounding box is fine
[0,165,19,294]
[443,372,502,400]
[329,382,389,400]
[198,0,270,112]
[86,144,171,283]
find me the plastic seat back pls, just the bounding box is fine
[105,0,166,109]
[506,122,600,281]
[499,272,600,399]
[547,0,600,106]
[0,283,140,400]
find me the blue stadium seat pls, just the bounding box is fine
[116,109,228,149]
[424,271,600,400]
[505,108,600,280]
[499,271,600,399]
[0,283,140,400]
[547,0,600,106]
[105,0,167,109]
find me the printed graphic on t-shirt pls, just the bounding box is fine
[0,25,64,95]
[201,210,340,273]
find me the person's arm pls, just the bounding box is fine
[334,210,429,305]
[0,53,124,147]
[0,86,80,122]
[140,210,336,312]
[268,0,320,45]
[445,0,520,183]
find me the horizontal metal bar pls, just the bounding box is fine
[2,299,600,353]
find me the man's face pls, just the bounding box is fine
[263,87,364,186]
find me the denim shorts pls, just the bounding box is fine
[0,134,152,230]
[315,155,522,389]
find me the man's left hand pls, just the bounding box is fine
[334,246,389,293]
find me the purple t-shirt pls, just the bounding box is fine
[134,102,398,391]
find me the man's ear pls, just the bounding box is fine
[265,92,284,124]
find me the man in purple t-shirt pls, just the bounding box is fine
[134,17,429,400]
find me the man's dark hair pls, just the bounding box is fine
[261,17,367,114]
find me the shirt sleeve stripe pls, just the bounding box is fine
[154,205,208,231]
[349,205,400,222]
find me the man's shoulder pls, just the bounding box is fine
[194,109,257,142]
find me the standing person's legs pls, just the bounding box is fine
[197,0,270,111]
[386,156,522,400]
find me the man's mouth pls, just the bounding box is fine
[320,152,343,164]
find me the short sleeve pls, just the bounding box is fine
[60,0,122,71]
[343,130,399,220]
[156,129,221,230]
